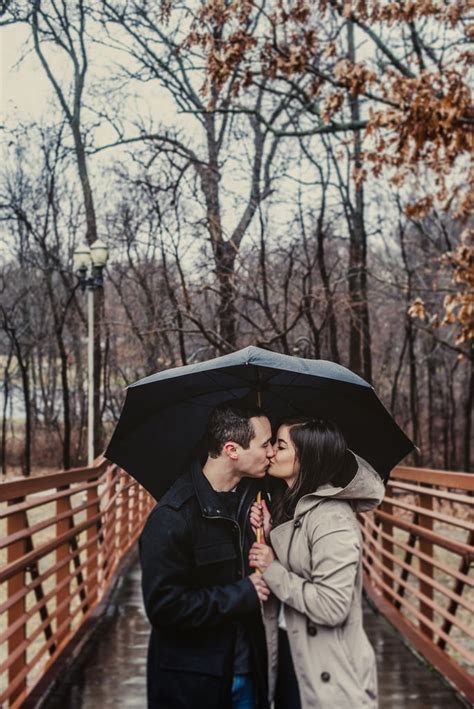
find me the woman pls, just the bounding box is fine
[249,418,384,709]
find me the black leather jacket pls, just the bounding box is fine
[139,461,271,709]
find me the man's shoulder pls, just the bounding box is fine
[157,471,196,512]
[142,473,196,536]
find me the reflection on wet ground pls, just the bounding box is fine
[44,555,465,708]
[362,604,464,708]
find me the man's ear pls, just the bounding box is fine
[223,441,239,460]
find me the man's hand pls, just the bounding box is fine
[249,573,270,602]
[249,499,272,542]
[249,542,275,573]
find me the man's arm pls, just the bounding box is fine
[139,506,261,630]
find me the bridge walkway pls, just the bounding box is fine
[43,555,465,709]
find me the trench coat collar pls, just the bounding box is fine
[293,452,385,519]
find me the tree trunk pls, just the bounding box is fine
[57,335,71,470]
[316,219,340,362]
[347,20,371,380]
[406,319,421,464]
[463,349,473,472]
[1,348,13,475]
[215,241,237,350]
[15,347,31,476]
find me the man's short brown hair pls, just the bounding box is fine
[206,402,265,458]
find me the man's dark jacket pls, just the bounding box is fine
[139,462,271,709]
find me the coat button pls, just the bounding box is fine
[321,672,330,682]
[308,624,317,636]
[294,520,301,528]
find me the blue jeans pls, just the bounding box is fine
[232,674,256,709]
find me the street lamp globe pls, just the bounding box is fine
[90,239,109,267]
[73,243,91,273]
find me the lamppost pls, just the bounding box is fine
[292,336,312,358]
[73,239,109,465]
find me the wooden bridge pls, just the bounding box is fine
[1,462,473,708]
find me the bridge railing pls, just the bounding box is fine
[0,459,155,708]
[1,463,473,707]
[360,465,474,705]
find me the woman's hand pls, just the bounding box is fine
[250,499,272,542]
[249,542,275,573]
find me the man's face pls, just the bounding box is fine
[236,416,274,478]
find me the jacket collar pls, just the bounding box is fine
[191,460,223,516]
[191,459,260,519]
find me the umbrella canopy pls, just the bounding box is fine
[106,346,414,499]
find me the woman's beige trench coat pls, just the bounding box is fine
[262,454,385,709]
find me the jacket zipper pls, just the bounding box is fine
[202,485,258,578]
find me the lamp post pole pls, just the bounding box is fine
[87,286,94,465]
[73,239,109,466]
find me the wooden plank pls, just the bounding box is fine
[387,481,473,504]
[56,494,72,646]
[7,504,28,705]
[363,561,474,660]
[0,494,101,549]
[366,532,474,624]
[392,466,474,491]
[380,499,394,601]
[361,512,473,586]
[374,509,473,559]
[86,481,100,604]
[0,534,100,615]
[0,461,107,502]
[383,494,473,531]
[0,512,102,583]
[419,492,434,639]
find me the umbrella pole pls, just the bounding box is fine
[256,491,263,574]
[256,368,262,408]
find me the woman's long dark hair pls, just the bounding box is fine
[271,418,356,527]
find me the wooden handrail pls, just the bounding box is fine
[0,460,155,708]
[0,461,108,501]
[361,466,474,706]
[389,466,474,490]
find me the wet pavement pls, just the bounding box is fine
[44,553,465,708]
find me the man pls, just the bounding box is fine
[139,402,275,709]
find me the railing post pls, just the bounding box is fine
[103,465,117,582]
[7,503,28,705]
[419,491,434,638]
[86,478,100,605]
[119,474,130,554]
[56,490,71,645]
[380,499,394,601]
[128,481,135,541]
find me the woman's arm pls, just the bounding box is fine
[262,513,361,627]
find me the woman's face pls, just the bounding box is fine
[268,424,300,487]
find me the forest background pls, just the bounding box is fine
[0,0,472,478]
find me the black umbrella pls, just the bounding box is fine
[106,346,414,499]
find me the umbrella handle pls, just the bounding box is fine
[256,491,263,574]
[256,491,263,543]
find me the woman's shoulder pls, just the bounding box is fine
[305,498,358,532]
